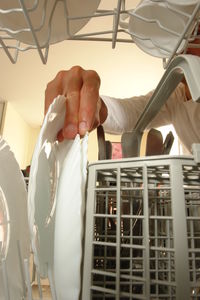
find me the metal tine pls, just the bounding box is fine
[36,271,43,299]
[24,258,33,300]
[48,266,57,300]
[122,54,200,158]
[1,258,10,300]
[17,240,27,298]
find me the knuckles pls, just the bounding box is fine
[45,66,101,108]
[86,70,101,85]
[46,66,100,91]
[69,65,83,75]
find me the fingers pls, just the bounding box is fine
[44,71,64,114]
[79,70,101,136]
[62,67,83,139]
[45,66,102,140]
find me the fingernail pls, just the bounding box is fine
[57,129,64,142]
[79,121,88,135]
[63,124,77,138]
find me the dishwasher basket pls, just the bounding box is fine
[82,155,200,300]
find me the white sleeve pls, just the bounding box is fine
[101,83,186,135]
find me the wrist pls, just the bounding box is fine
[99,97,108,124]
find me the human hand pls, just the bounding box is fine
[182,25,200,100]
[186,25,200,57]
[45,66,107,141]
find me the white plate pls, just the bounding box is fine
[54,133,88,300]
[166,0,199,14]
[129,1,189,58]
[0,0,100,46]
[0,138,30,300]
[133,36,171,58]
[28,94,88,300]
[28,95,72,278]
[167,0,199,5]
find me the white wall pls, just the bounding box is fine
[2,102,40,169]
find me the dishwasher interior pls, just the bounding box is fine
[0,1,200,299]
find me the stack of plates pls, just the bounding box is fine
[0,0,100,46]
[28,95,88,299]
[0,138,30,300]
[128,0,198,58]
[167,0,199,14]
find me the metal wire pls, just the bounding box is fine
[0,0,199,65]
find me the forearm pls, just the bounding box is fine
[100,83,186,134]
[99,97,108,125]
[100,91,155,134]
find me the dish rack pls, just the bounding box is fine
[0,0,199,66]
[79,45,200,299]
[82,154,200,300]
[0,1,200,300]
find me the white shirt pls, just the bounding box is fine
[101,83,200,153]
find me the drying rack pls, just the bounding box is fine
[83,152,200,300]
[81,50,200,299]
[0,1,200,300]
[0,0,199,66]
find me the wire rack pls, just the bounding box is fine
[82,154,200,300]
[1,1,200,300]
[0,0,200,66]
